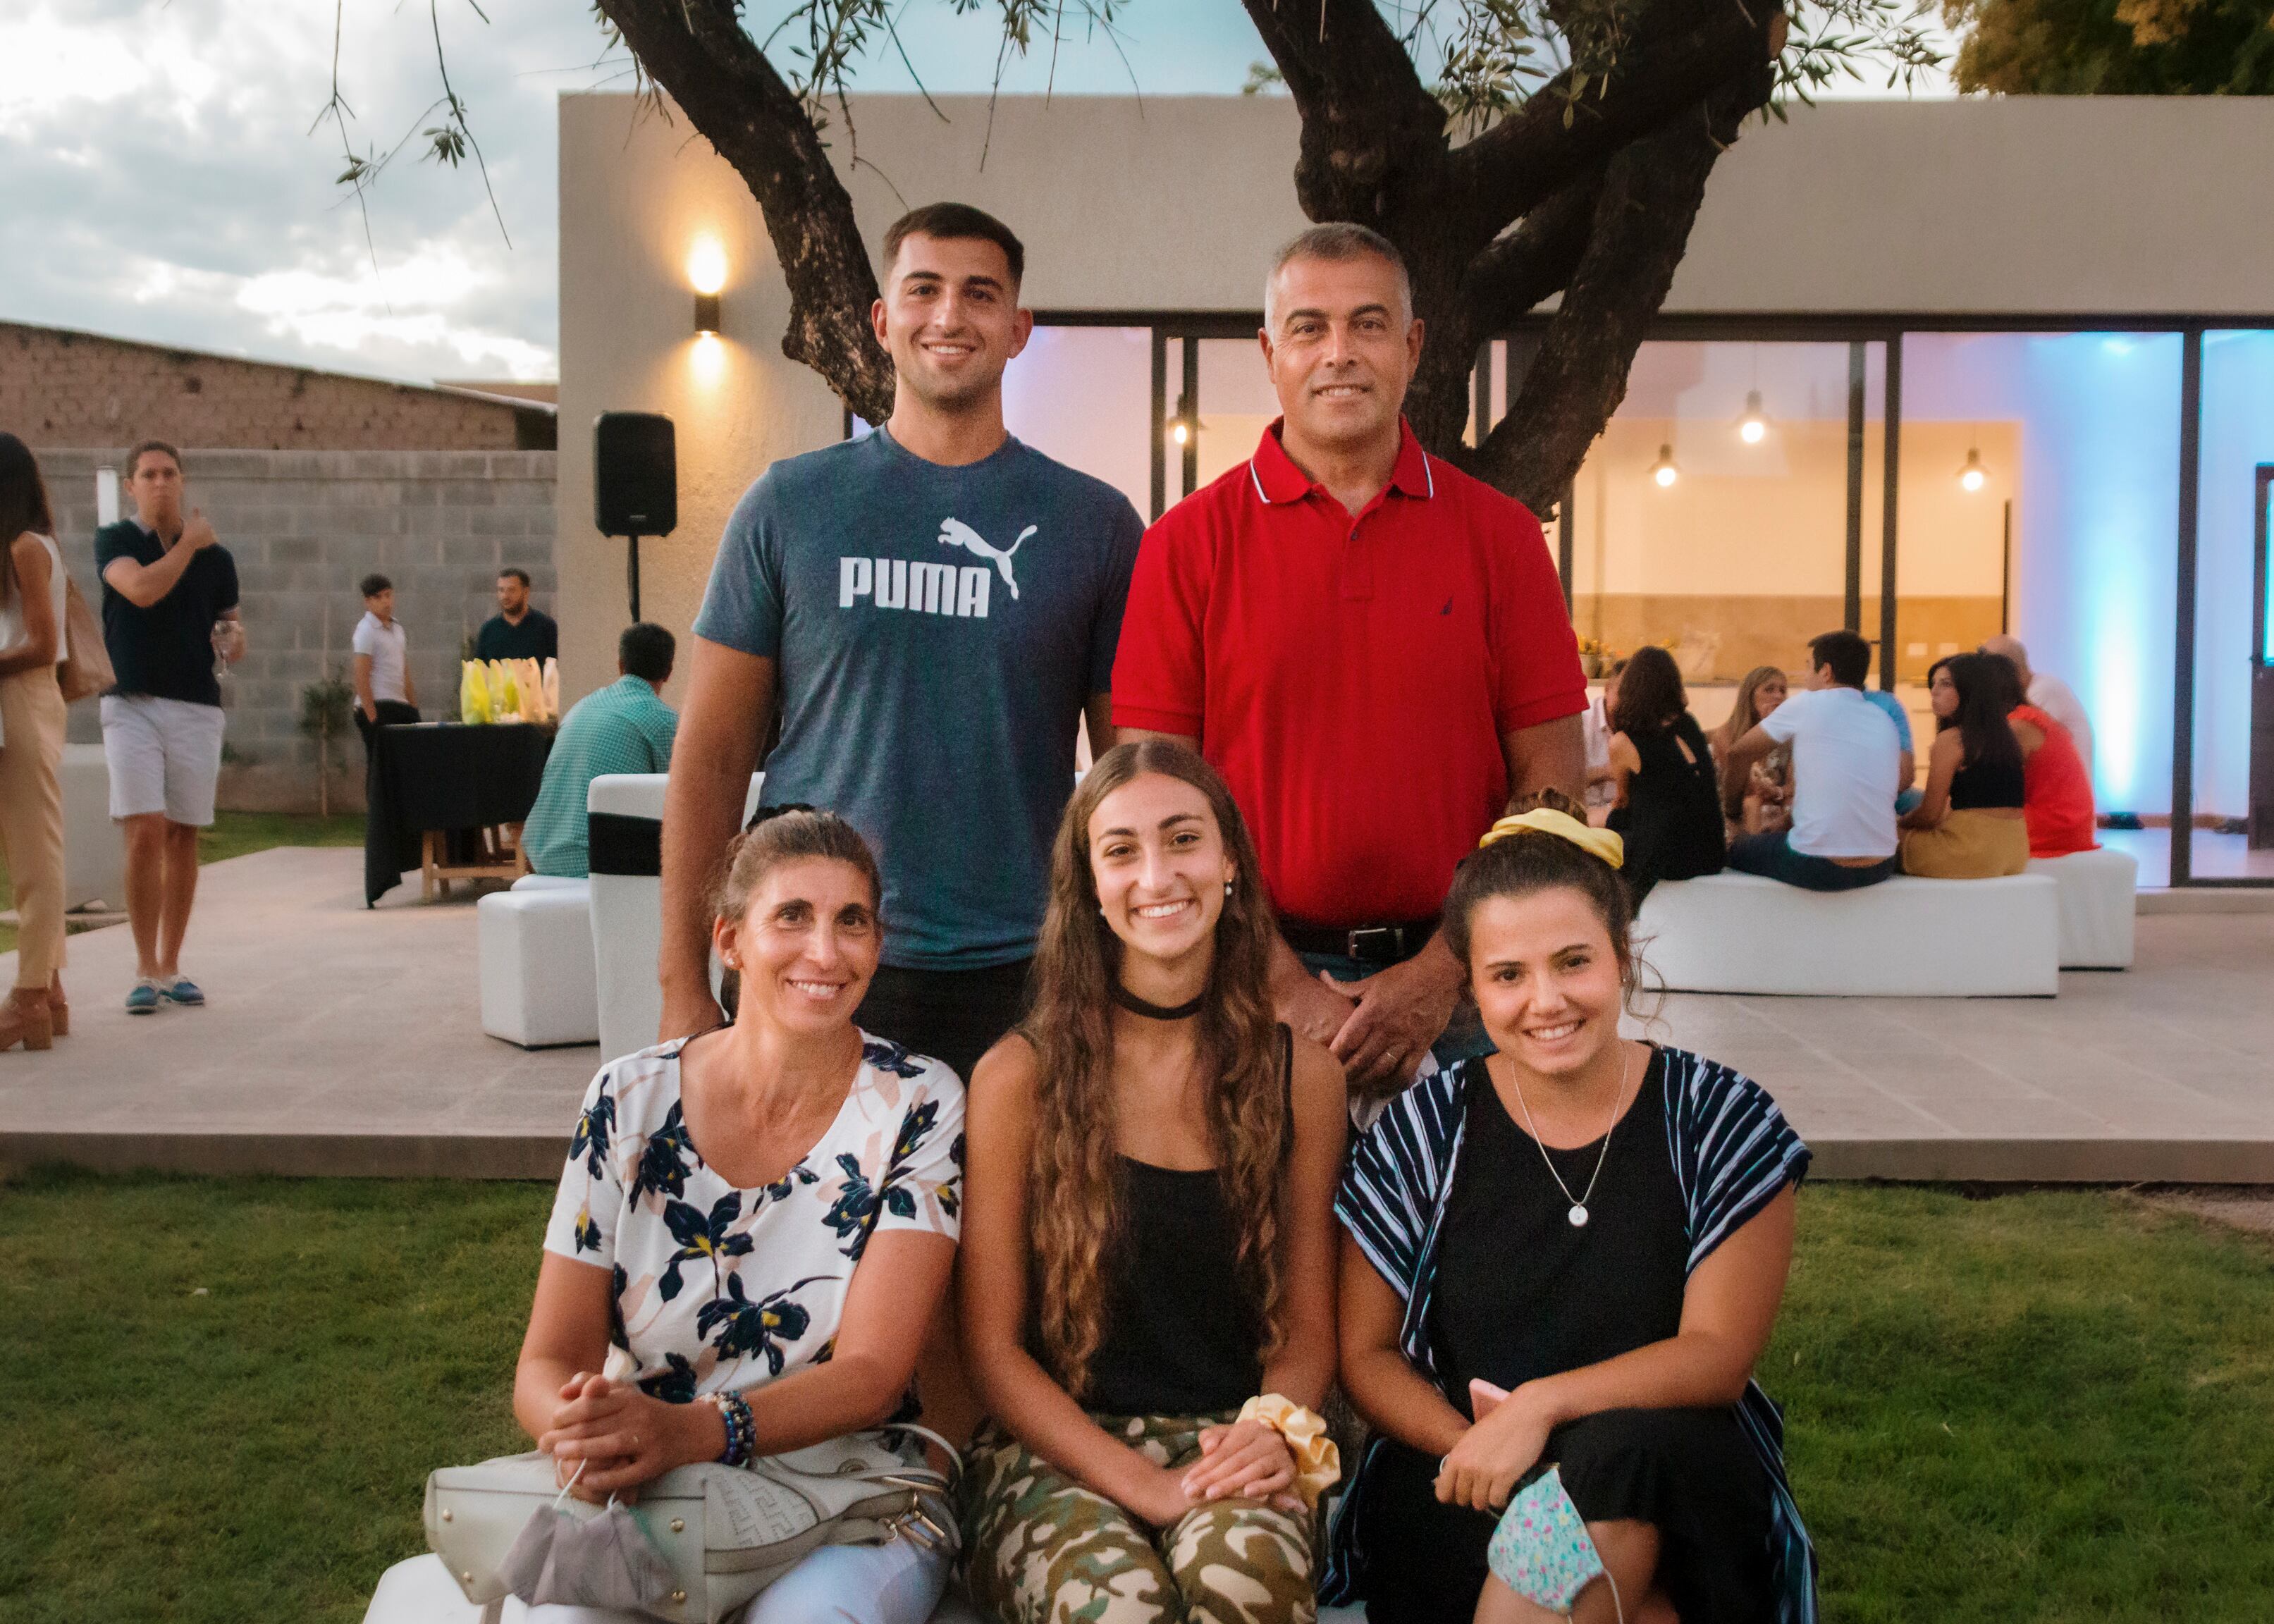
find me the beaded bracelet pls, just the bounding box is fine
[701,1390,756,1466]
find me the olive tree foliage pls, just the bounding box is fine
[330,0,1937,514]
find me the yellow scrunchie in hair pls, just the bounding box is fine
[1479,808,1625,870]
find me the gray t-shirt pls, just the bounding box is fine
[694,427,1143,971]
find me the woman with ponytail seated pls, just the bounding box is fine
[959,739,1347,1624]
[1326,792,1815,1624]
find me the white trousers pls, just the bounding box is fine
[529,1538,948,1624]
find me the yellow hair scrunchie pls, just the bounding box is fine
[1236,1394,1342,1509]
[1479,808,1625,871]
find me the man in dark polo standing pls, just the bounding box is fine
[473,567,558,663]
[1114,224,1587,1100]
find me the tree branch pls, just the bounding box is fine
[1445,3,1781,240]
[1475,69,1767,513]
[1460,166,1604,338]
[597,0,894,424]
[1238,0,1451,227]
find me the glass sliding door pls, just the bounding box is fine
[2175,331,2274,882]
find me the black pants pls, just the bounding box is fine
[852,959,1033,1082]
[1361,1408,1776,1624]
[355,700,421,752]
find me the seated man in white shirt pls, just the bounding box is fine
[1981,634,2094,778]
[1722,629,1900,890]
[351,572,419,751]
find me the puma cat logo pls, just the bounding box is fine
[938,518,1035,601]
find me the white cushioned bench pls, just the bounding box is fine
[477,875,598,1048]
[2027,847,2138,969]
[589,772,765,1063]
[1636,871,2060,996]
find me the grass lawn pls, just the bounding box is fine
[0,810,362,958]
[2,1178,2270,1621]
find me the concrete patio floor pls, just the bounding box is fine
[2,846,2270,1182]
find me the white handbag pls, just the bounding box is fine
[425,1427,959,1624]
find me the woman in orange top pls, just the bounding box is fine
[1983,653,2098,858]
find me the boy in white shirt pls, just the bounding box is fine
[1723,629,1900,890]
[351,572,419,749]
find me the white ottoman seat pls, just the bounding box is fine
[1636,871,2060,997]
[478,878,598,1048]
[589,772,764,1064]
[2027,846,2138,969]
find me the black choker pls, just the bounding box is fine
[1111,982,1205,1021]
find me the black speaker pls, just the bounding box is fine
[594,412,677,536]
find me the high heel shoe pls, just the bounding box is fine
[0,987,55,1052]
[47,973,67,1038]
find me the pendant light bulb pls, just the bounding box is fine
[1650,445,1679,488]
[1738,390,1768,445]
[1172,420,1189,447]
[1958,446,1988,493]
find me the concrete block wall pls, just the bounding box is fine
[39,448,557,813]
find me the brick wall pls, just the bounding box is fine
[4,323,548,450]
[41,448,557,813]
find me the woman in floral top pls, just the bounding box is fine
[516,809,966,1624]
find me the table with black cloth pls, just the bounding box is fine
[364,722,553,905]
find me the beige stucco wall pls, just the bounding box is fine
[556,91,2274,699]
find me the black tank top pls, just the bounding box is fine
[1427,1049,1690,1401]
[1079,1026,1293,1417]
[1606,713,1726,893]
[1948,752,2024,810]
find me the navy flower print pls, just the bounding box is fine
[658,1192,755,1302]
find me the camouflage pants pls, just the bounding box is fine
[961,1413,1315,1624]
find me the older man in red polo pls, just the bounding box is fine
[1114,223,1587,1099]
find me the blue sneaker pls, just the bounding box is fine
[159,976,206,1007]
[125,979,161,1015]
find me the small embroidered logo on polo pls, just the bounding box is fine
[1440,596,1453,615]
[938,518,1035,601]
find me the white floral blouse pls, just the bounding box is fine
[543,1033,966,1404]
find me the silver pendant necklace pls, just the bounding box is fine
[1504,1042,1635,1229]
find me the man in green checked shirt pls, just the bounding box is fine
[520,624,680,878]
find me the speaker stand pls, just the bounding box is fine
[626,534,643,623]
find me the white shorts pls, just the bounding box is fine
[101,693,226,827]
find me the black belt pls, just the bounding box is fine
[1279,916,1439,965]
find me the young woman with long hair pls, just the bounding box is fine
[1711,665,1790,834]
[1979,651,2099,858]
[1602,646,1725,904]
[0,434,70,1050]
[1327,791,1814,1624]
[1898,652,2029,878]
[959,739,1346,1624]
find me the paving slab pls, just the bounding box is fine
[2,847,2270,1183]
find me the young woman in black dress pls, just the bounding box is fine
[1603,646,1726,904]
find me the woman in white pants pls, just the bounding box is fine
[515,808,964,1624]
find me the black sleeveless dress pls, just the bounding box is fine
[1606,713,1726,905]
[1359,1053,1775,1624]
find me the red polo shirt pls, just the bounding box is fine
[1112,419,1585,928]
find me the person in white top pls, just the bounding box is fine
[1980,635,2093,780]
[1721,629,1901,891]
[350,572,419,750]
[0,434,73,1051]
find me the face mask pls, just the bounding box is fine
[499,1495,680,1611]
[1486,1465,1614,1617]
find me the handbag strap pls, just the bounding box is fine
[876,1422,963,1485]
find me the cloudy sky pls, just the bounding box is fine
[2,1,1949,387]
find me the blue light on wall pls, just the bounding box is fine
[2195,331,2274,815]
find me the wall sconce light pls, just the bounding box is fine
[1737,390,1769,445]
[1650,444,1679,488]
[1957,446,1988,493]
[688,238,726,335]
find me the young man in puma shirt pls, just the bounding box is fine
[660,202,1143,1080]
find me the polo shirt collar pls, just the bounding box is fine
[1248,417,1436,506]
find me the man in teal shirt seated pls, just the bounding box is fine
[520,624,678,878]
